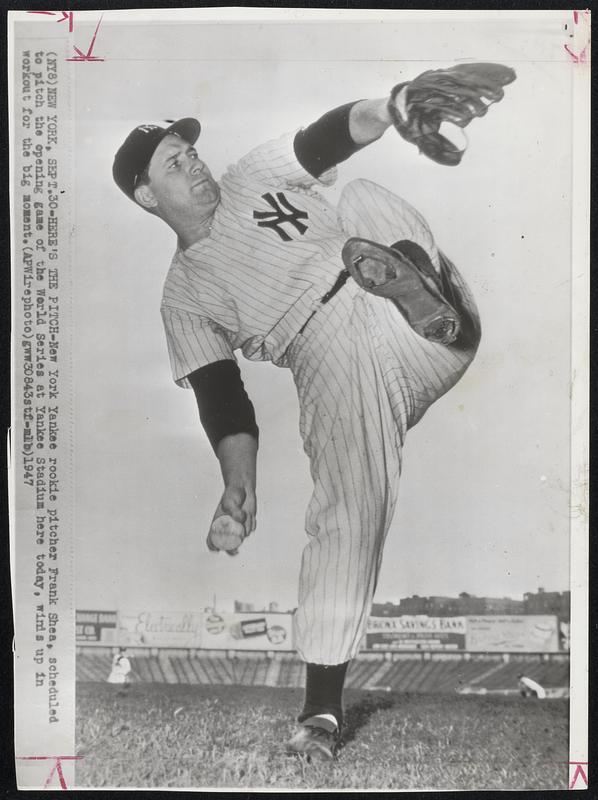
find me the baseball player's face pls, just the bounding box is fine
[145,134,220,218]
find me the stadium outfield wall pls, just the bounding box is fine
[76,609,567,654]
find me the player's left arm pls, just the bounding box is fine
[232,95,398,189]
[295,63,515,176]
[293,98,393,179]
[348,98,394,144]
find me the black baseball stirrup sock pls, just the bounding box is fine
[298,661,350,730]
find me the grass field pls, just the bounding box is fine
[76,682,569,791]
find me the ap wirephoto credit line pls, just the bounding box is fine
[9,8,589,792]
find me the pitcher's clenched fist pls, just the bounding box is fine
[207,483,256,555]
[207,514,245,555]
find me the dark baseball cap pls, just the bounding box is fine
[112,118,201,201]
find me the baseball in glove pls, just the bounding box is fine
[388,63,516,166]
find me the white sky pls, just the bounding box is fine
[68,10,574,613]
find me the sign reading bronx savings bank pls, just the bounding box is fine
[366,616,467,650]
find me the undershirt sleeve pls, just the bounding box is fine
[293,101,365,179]
[160,305,236,388]
[187,359,259,453]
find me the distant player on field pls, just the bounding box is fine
[113,64,515,759]
[107,648,132,695]
[518,674,546,699]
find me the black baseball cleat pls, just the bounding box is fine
[286,723,340,761]
[341,237,461,345]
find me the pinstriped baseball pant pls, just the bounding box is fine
[287,179,481,665]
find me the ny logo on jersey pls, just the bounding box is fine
[253,192,309,242]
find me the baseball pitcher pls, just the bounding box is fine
[113,63,515,760]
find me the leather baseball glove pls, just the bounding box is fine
[388,63,516,166]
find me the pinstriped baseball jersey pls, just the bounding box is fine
[160,131,437,386]
[160,130,481,664]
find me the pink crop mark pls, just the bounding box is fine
[66,15,104,62]
[26,10,104,61]
[569,761,588,789]
[17,756,83,790]
[564,9,591,63]
[564,43,589,63]
[27,11,74,32]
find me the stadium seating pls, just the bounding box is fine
[76,648,569,695]
[77,651,111,682]
[473,660,569,691]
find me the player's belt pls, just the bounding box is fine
[297,269,350,336]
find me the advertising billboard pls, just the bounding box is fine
[118,610,202,648]
[365,616,467,650]
[75,610,118,643]
[201,612,294,651]
[465,615,559,652]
